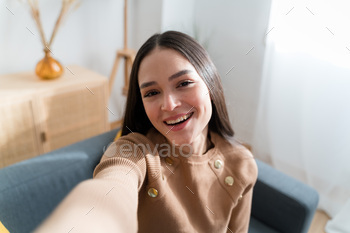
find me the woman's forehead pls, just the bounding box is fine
[138,48,197,83]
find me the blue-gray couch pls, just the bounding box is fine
[0,129,319,233]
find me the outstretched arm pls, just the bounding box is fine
[35,168,139,233]
[35,133,149,233]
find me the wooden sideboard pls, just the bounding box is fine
[0,65,110,168]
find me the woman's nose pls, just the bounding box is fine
[161,93,180,111]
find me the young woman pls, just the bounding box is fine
[36,31,257,233]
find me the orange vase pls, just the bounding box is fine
[35,50,64,80]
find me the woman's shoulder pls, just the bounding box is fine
[110,128,160,149]
[94,129,161,183]
[98,129,160,164]
[211,132,254,159]
[116,130,154,144]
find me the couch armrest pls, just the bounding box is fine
[0,129,119,233]
[251,160,319,233]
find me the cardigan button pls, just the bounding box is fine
[148,188,158,198]
[165,157,174,166]
[214,159,223,169]
[224,176,234,186]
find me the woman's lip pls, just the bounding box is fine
[164,113,193,131]
[163,112,193,122]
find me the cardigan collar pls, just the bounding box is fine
[146,128,228,163]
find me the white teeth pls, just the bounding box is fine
[166,113,192,125]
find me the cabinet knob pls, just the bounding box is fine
[40,132,47,142]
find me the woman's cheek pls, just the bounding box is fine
[144,102,158,124]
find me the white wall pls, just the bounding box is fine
[161,0,196,34]
[129,0,163,50]
[0,0,125,122]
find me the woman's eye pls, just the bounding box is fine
[144,90,159,98]
[178,81,193,87]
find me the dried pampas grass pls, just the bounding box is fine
[27,0,80,52]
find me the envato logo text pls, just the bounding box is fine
[103,142,193,158]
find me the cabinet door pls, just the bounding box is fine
[0,97,41,168]
[39,82,108,152]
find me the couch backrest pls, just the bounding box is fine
[0,129,118,233]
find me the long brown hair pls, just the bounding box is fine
[122,31,234,139]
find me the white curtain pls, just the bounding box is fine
[253,1,350,232]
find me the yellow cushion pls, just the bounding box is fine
[114,130,122,142]
[0,221,9,233]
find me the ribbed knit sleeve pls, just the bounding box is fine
[93,132,152,189]
[35,133,153,233]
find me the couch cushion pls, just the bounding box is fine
[249,217,279,233]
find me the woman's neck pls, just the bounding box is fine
[181,127,212,155]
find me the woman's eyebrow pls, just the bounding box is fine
[140,69,192,89]
[168,69,192,82]
[140,81,156,89]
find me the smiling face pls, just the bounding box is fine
[138,47,212,149]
